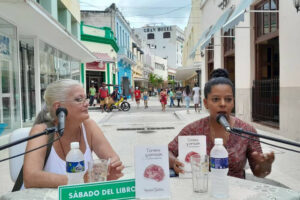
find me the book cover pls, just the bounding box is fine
[178,135,206,178]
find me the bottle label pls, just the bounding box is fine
[210,157,228,169]
[66,161,85,173]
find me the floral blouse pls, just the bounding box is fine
[168,116,263,179]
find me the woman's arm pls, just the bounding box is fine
[246,126,275,178]
[23,124,68,188]
[85,119,124,180]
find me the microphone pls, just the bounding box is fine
[216,114,231,132]
[56,107,68,136]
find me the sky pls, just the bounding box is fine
[79,0,191,31]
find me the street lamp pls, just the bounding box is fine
[295,0,300,13]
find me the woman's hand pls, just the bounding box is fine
[171,158,185,175]
[251,151,275,177]
[107,157,124,181]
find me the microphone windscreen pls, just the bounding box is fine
[56,107,68,116]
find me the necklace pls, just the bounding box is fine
[58,125,82,159]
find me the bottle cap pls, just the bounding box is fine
[214,138,223,145]
[70,142,79,149]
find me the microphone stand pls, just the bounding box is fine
[231,127,300,148]
[0,127,57,151]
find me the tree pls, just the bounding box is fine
[168,76,176,89]
[149,73,158,88]
[157,77,163,88]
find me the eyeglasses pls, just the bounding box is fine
[73,98,89,105]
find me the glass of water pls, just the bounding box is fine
[88,158,110,183]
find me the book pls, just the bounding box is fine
[135,145,170,199]
[178,135,206,178]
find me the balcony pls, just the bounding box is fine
[118,46,136,65]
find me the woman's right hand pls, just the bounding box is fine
[171,158,185,174]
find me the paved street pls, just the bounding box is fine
[0,96,300,197]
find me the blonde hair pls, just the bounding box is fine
[34,79,82,125]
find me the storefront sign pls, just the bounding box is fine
[58,179,135,200]
[86,61,106,71]
[135,145,170,199]
[144,26,172,33]
[218,0,229,9]
[0,35,10,55]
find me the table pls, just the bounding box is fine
[1,176,299,200]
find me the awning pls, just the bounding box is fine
[189,27,212,58]
[0,0,96,62]
[223,0,254,32]
[93,52,115,63]
[201,7,234,50]
[175,65,202,81]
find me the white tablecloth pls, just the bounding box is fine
[1,176,299,200]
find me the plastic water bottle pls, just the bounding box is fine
[210,138,229,198]
[66,142,85,185]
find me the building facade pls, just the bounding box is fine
[0,0,95,135]
[80,23,119,94]
[134,25,184,70]
[81,4,136,98]
[185,0,300,141]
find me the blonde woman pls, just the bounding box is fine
[22,79,124,189]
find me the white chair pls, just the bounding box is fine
[8,127,31,182]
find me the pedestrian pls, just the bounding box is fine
[160,88,167,112]
[169,89,175,107]
[183,85,192,114]
[88,84,96,106]
[98,82,109,112]
[143,90,149,109]
[134,86,141,108]
[192,83,201,112]
[175,87,182,107]
[168,68,275,178]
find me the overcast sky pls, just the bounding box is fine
[79,0,191,31]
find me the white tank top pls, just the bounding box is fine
[21,124,92,189]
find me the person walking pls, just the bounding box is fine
[175,87,182,107]
[169,89,175,107]
[88,84,96,106]
[134,87,141,108]
[98,82,109,112]
[143,90,149,109]
[183,85,192,114]
[192,83,201,112]
[160,89,167,112]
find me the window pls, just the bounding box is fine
[223,29,235,56]
[163,32,171,38]
[147,33,154,39]
[255,0,278,39]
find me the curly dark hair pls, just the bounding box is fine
[204,68,234,98]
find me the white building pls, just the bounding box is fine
[152,55,168,82]
[184,0,300,141]
[134,25,184,69]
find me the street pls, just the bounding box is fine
[0,97,300,197]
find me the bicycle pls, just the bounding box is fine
[104,96,130,112]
